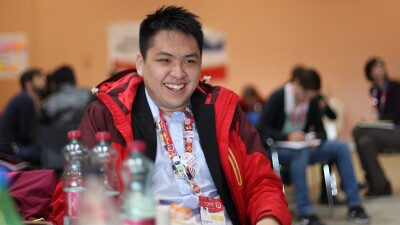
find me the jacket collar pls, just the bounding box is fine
[132,84,221,165]
[131,83,158,160]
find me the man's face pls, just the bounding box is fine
[295,85,318,104]
[304,89,318,102]
[371,61,386,83]
[136,30,202,115]
[31,74,46,96]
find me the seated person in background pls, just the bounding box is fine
[51,6,291,225]
[38,65,93,126]
[0,69,46,166]
[239,85,264,126]
[353,57,400,196]
[257,66,370,225]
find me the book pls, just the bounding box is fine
[0,153,31,172]
[357,120,395,130]
[275,139,321,150]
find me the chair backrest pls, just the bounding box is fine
[37,124,79,170]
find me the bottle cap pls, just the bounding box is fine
[127,140,146,153]
[67,130,82,140]
[96,132,110,141]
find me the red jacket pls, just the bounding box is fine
[51,70,291,225]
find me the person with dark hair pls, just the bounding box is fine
[50,6,291,225]
[0,68,46,166]
[308,68,344,205]
[50,65,76,86]
[308,68,337,121]
[239,85,264,125]
[257,67,370,225]
[353,57,400,196]
[38,65,92,126]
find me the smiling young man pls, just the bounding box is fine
[51,6,290,225]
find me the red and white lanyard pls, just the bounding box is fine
[371,88,387,113]
[157,106,202,195]
[291,103,307,130]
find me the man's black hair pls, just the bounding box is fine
[20,69,41,90]
[290,65,307,81]
[365,57,387,81]
[291,66,321,90]
[51,65,76,85]
[139,5,203,60]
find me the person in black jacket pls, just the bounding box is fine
[353,57,400,196]
[257,67,370,225]
[0,69,46,166]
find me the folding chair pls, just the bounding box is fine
[265,137,336,216]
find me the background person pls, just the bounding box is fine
[257,67,370,225]
[38,65,93,126]
[353,57,400,196]
[239,85,264,126]
[0,68,46,166]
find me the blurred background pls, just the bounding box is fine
[1,0,400,142]
[1,2,400,223]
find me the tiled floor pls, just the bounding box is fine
[286,187,400,225]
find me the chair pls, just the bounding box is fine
[265,138,337,216]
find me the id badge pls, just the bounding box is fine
[199,196,226,225]
[174,163,186,179]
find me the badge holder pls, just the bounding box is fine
[199,196,226,225]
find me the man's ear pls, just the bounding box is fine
[136,54,144,76]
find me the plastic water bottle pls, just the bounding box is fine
[62,130,89,225]
[78,165,119,225]
[0,169,23,225]
[90,131,120,203]
[120,140,155,225]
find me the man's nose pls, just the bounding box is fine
[170,62,186,79]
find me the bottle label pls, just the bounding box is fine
[64,191,82,217]
[122,219,155,225]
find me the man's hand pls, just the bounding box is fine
[256,217,280,225]
[287,131,306,141]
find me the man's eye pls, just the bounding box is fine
[158,59,170,63]
[185,59,196,64]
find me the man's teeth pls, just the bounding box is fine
[165,83,184,91]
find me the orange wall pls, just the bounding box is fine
[1,0,400,141]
